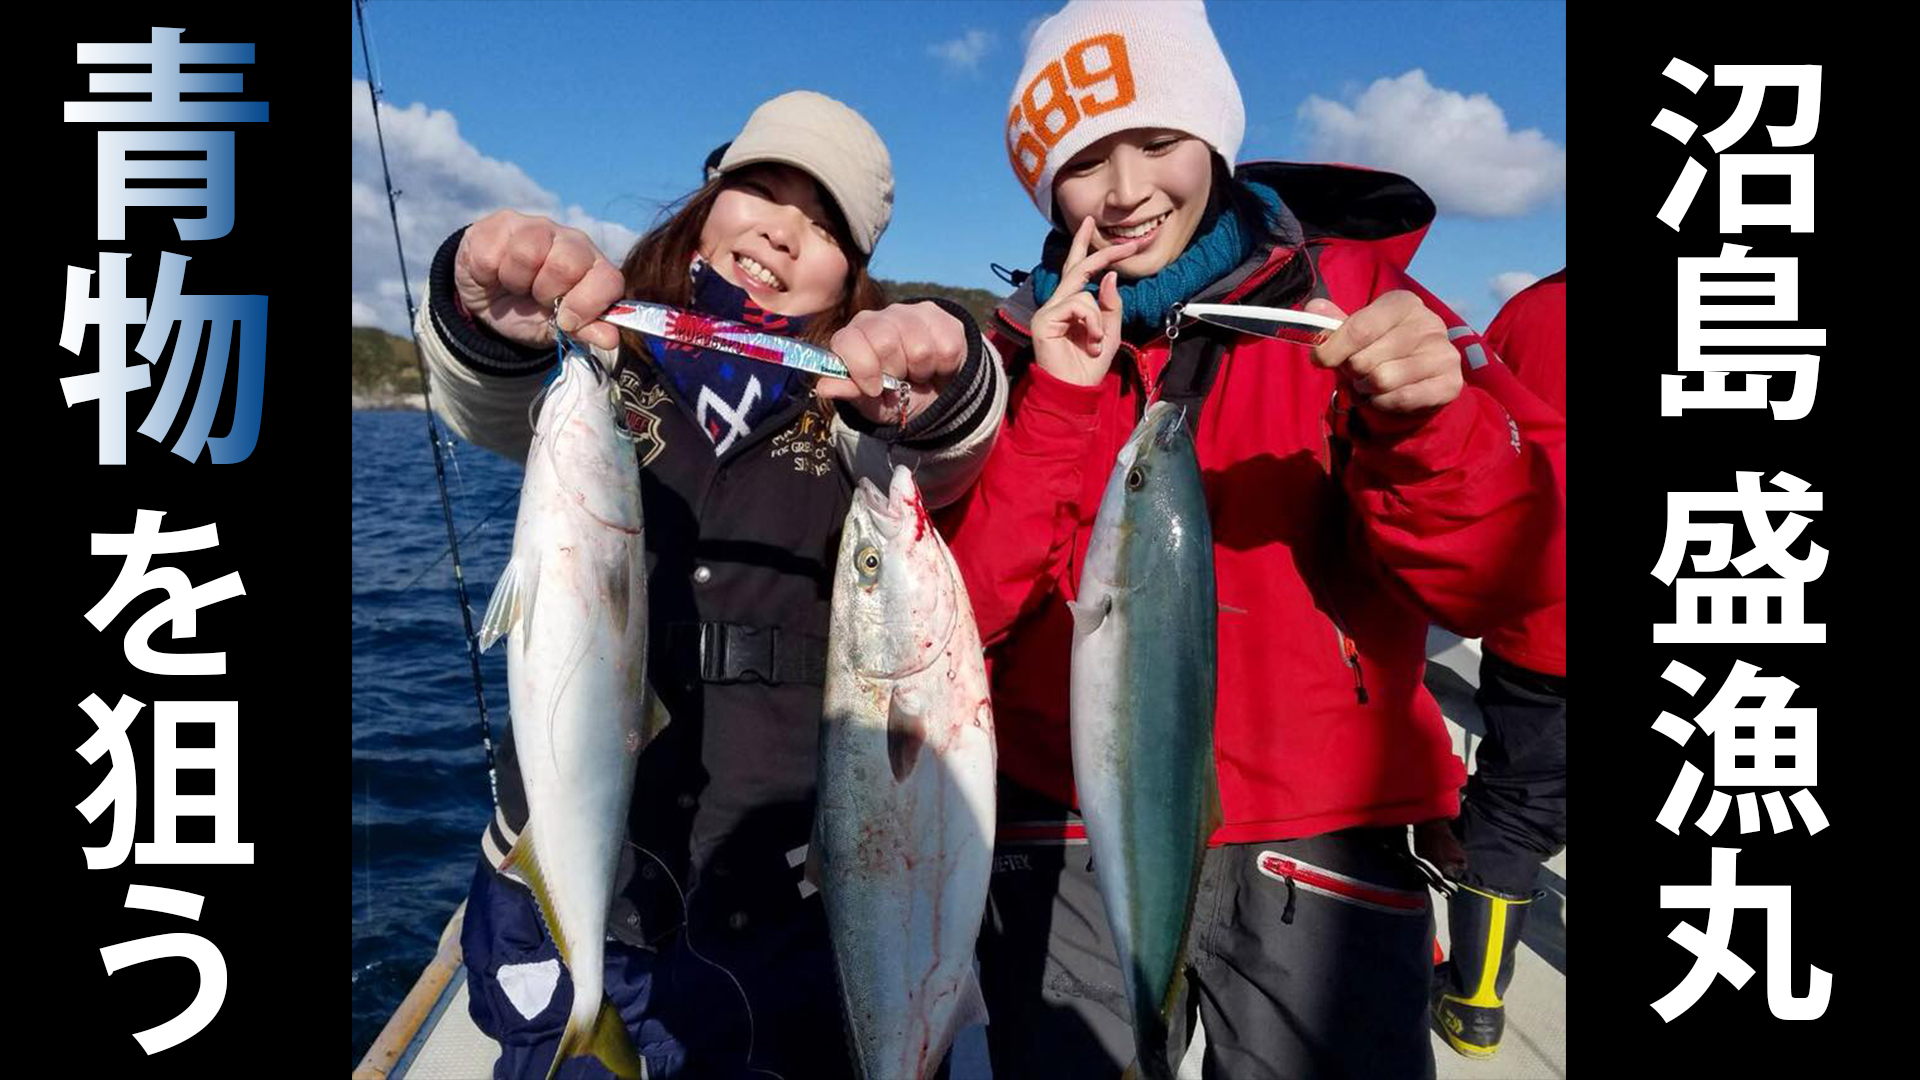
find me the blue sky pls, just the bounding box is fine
[352,0,1564,334]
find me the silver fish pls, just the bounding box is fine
[814,465,996,1080]
[1068,400,1221,1080]
[479,343,656,1080]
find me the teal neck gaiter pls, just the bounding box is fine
[1028,180,1282,330]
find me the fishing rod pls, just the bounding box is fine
[355,0,499,809]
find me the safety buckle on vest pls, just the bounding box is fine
[695,622,727,681]
[698,622,778,683]
[1164,302,1184,342]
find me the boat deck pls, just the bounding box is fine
[355,631,1565,1079]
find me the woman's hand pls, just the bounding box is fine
[817,301,967,425]
[454,210,626,351]
[1028,217,1141,387]
[1306,292,1463,413]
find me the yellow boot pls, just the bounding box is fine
[1432,883,1538,1058]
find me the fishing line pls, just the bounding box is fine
[624,840,786,1080]
[355,0,499,809]
[365,488,520,633]
[445,433,467,499]
[364,773,374,927]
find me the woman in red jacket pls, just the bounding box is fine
[937,2,1566,1077]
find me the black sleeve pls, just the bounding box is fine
[425,225,555,378]
[830,296,996,451]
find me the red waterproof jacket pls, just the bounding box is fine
[936,162,1566,843]
[1477,269,1568,677]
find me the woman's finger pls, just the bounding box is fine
[906,303,964,381]
[546,251,619,331]
[828,325,885,398]
[904,334,940,386]
[1368,370,1461,413]
[1064,215,1096,276]
[567,258,628,350]
[459,210,530,293]
[860,316,910,385]
[813,375,861,401]
[1068,292,1105,352]
[1058,234,1142,297]
[496,222,554,298]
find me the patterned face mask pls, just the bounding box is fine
[643,255,814,455]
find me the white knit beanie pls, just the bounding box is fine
[1006,0,1244,223]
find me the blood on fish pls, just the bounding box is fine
[907,488,930,541]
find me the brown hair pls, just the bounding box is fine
[615,167,888,354]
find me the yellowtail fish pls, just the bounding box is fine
[813,465,996,1080]
[1068,400,1221,1080]
[479,341,657,1080]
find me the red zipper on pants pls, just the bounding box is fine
[1256,852,1428,917]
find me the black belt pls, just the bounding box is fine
[664,621,828,687]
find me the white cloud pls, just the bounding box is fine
[1442,297,1482,328]
[1490,271,1542,308]
[928,30,994,74]
[351,80,640,335]
[1296,70,1565,219]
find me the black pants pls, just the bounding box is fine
[976,783,1436,1080]
[1457,649,1568,895]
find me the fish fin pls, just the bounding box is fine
[500,832,571,968]
[955,966,991,1030]
[605,556,631,638]
[641,686,673,747]
[802,840,823,897]
[886,688,928,783]
[546,994,647,1080]
[1160,965,1190,1028]
[478,557,531,651]
[1065,595,1110,636]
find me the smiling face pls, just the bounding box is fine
[1051,129,1214,279]
[698,163,852,316]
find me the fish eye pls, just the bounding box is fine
[1126,467,1145,491]
[858,547,881,574]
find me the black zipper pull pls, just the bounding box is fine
[1280,872,1298,925]
[1343,634,1369,705]
[1165,302,1184,342]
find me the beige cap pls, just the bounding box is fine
[718,91,894,255]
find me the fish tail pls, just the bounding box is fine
[506,832,645,1077]
[545,994,648,1080]
[501,833,570,965]
[1123,1030,1179,1080]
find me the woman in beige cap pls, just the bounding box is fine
[415,90,1006,1079]
[939,1,1565,1077]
